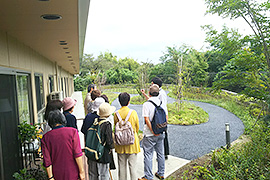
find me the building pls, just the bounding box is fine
[0,0,90,179]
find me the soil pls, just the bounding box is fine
[167,135,250,179]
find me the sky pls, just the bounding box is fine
[83,0,253,64]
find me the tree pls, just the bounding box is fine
[205,0,270,69]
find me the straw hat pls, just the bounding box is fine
[98,102,116,118]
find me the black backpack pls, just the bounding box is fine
[148,100,167,134]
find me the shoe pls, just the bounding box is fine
[138,177,148,180]
[155,172,164,180]
[165,155,168,160]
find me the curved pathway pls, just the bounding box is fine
[111,94,245,160]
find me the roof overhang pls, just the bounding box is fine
[0,0,90,74]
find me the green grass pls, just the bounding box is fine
[130,94,209,125]
[168,102,209,125]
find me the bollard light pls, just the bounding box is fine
[225,123,230,149]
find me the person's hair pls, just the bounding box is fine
[48,109,66,128]
[91,90,101,100]
[149,91,159,96]
[118,92,130,106]
[101,94,109,103]
[152,77,162,87]
[87,84,95,93]
[64,106,74,112]
[44,100,63,120]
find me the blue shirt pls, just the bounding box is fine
[81,112,99,136]
[63,111,78,130]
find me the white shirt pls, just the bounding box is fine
[158,88,168,115]
[142,96,161,137]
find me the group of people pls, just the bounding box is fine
[41,77,169,180]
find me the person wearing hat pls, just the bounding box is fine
[81,97,105,136]
[62,97,78,129]
[139,84,165,180]
[88,102,115,180]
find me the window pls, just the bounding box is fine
[16,74,32,123]
[35,74,44,111]
[48,75,54,93]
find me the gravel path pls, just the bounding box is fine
[111,93,245,160]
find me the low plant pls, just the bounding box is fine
[18,121,39,143]
[168,102,209,125]
[13,168,47,180]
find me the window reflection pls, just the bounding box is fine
[16,75,31,124]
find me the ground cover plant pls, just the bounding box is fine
[167,86,270,179]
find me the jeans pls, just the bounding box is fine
[88,160,110,180]
[142,134,165,180]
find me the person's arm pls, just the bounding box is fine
[75,156,85,180]
[46,165,54,180]
[144,117,159,136]
[141,89,149,100]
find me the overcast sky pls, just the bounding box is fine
[83,0,253,64]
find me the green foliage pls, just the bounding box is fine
[13,168,47,180]
[214,48,269,100]
[18,121,38,143]
[168,102,209,125]
[194,126,270,179]
[130,95,146,105]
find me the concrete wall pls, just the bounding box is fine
[0,31,74,123]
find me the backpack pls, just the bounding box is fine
[148,100,167,134]
[84,118,107,161]
[115,110,135,145]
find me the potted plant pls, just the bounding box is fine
[18,121,38,144]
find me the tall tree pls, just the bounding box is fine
[205,0,270,69]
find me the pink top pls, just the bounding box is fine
[41,126,83,180]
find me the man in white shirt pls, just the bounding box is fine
[139,84,165,180]
[141,77,169,160]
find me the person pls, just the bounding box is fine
[81,97,105,137]
[87,89,102,114]
[62,97,78,129]
[141,77,169,159]
[139,84,165,180]
[41,110,85,180]
[88,102,115,180]
[114,92,140,180]
[84,84,95,114]
[43,100,63,134]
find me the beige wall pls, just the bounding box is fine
[0,31,74,123]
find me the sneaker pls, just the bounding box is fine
[138,177,148,180]
[155,172,164,180]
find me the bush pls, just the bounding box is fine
[13,168,47,180]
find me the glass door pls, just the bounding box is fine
[16,74,32,124]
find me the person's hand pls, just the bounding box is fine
[79,171,85,180]
[141,89,145,94]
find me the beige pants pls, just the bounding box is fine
[117,153,137,180]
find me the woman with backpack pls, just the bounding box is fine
[114,92,141,180]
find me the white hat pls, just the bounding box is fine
[98,102,116,118]
[91,97,105,112]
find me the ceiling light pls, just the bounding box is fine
[41,14,62,20]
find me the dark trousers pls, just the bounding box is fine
[164,130,169,155]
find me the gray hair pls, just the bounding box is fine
[48,109,66,128]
